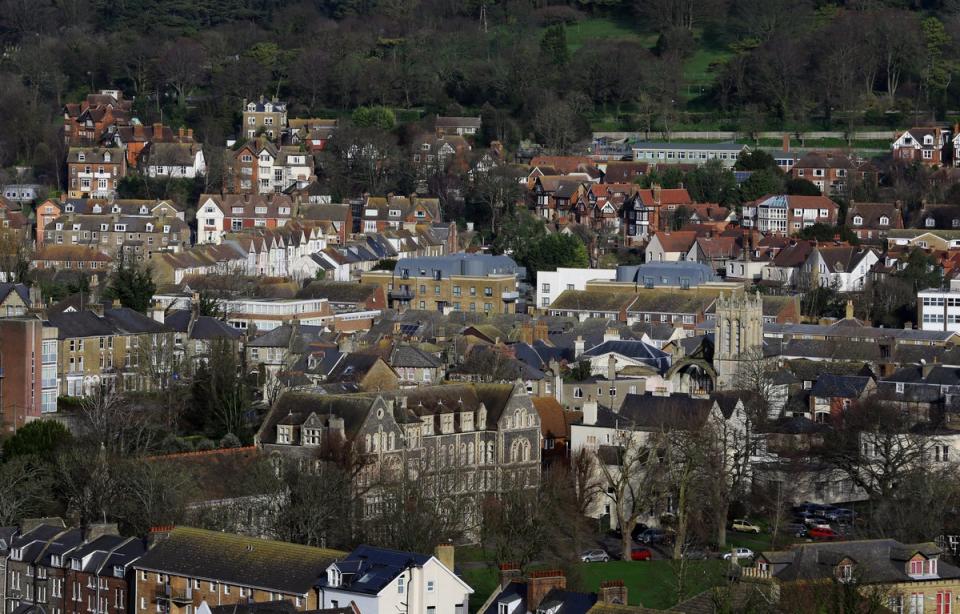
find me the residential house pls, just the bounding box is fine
[32,246,113,273]
[114,122,197,168]
[242,97,288,141]
[790,152,876,195]
[807,373,877,423]
[132,526,343,614]
[601,161,648,184]
[2,184,43,204]
[893,127,950,166]
[887,230,960,253]
[621,185,693,241]
[360,195,440,233]
[386,344,444,386]
[295,281,386,314]
[228,140,312,195]
[361,254,523,314]
[67,148,127,199]
[532,177,585,222]
[288,118,337,152]
[63,90,133,146]
[160,309,243,367]
[196,194,295,244]
[687,235,742,273]
[299,204,352,244]
[536,268,617,310]
[645,231,698,262]
[482,568,599,614]
[143,142,206,179]
[245,322,340,400]
[48,306,172,397]
[546,291,637,323]
[747,539,960,614]
[64,534,147,614]
[6,522,82,614]
[435,116,481,137]
[801,245,880,292]
[43,213,191,261]
[0,283,34,317]
[911,204,960,231]
[748,195,838,234]
[761,240,817,289]
[35,199,62,245]
[845,202,904,242]
[317,545,472,614]
[326,354,399,391]
[411,134,470,178]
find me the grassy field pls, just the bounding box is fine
[461,559,730,611]
[564,17,656,53]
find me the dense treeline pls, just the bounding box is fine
[4,0,960,188]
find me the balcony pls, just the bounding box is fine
[389,288,414,301]
[159,586,193,604]
[501,291,520,302]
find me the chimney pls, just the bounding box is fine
[151,301,165,324]
[134,124,144,139]
[20,518,65,533]
[575,336,585,358]
[607,355,617,381]
[498,563,522,589]
[598,580,628,605]
[526,570,566,612]
[583,398,598,425]
[534,319,549,343]
[434,543,455,571]
[178,127,185,139]
[187,128,194,139]
[111,299,121,309]
[28,285,41,309]
[83,523,119,542]
[782,133,790,153]
[520,322,534,345]
[603,327,620,342]
[153,122,163,138]
[652,183,662,206]
[845,300,854,320]
[409,565,423,614]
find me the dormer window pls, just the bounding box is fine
[327,568,341,587]
[277,425,292,444]
[247,103,256,111]
[140,206,148,214]
[146,224,153,232]
[389,209,401,217]
[927,217,936,228]
[92,205,101,213]
[163,225,171,233]
[103,152,111,162]
[113,566,124,578]
[77,153,85,162]
[51,555,61,567]
[71,559,81,571]
[100,224,108,231]
[112,205,121,213]
[852,216,863,226]
[925,135,934,145]
[879,216,889,226]
[65,204,74,212]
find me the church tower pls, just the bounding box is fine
[715,291,764,389]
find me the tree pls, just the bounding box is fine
[540,25,569,67]
[351,106,396,130]
[114,458,193,535]
[739,169,784,202]
[0,457,54,525]
[735,150,780,172]
[533,100,585,154]
[105,257,156,313]
[785,177,820,196]
[157,38,208,106]
[684,160,739,206]
[594,430,670,561]
[77,388,161,455]
[894,248,942,293]
[470,167,525,241]
[3,420,72,462]
[794,223,858,244]
[731,347,781,424]
[525,234,589,276]
[189,339,251,439]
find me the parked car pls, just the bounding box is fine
[808,527,840,540]
[785,523,808,538]
[827,508,854,522]
[638,528,673,545]
[803,515,831,528]
[581,549,610,563]
[631,546,653,561]
[630,523,649,541]
[722,547,755,560]
[731,519,761,534]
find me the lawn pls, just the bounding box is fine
[564,17,657,53]
[462,560,730,611]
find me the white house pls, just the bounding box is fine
[536,267,616,309]
[144,142,206,178]
[318,545,472,614]
[801,246,879,292]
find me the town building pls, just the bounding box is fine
[892,127,950,166]
[535,268,617,310]
[195,194,296,244]
[434,116,481,137]
[801,245,880,292]
[43,213,191,261]
[918,279,960,332]
[746,195,839,234]
[631,142,748,168]
[845,202,904,242]
[2,184,43,205]
[0,317,58,427]
[63,90,134,146]
[361,254,523,314]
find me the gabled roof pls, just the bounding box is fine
[651,231,698,254]
[846,202,903,229]
[809,373,872,398]
[812,246,878,273]
[135,527,343,594]
[319,545,433,594]
[0,283,29,305]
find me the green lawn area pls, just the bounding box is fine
[462,560,730,611]
[681,47,732,100]
[564,17,657,53]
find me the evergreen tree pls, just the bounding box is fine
[105,258,156,313]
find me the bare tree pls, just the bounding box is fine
[0,458,52,524]
[77,388,159,455]
[157,38,209,106]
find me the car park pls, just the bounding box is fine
[785,523,807,537]
[722,547,754,560]
[581,549,610,563]
[631,546,653,561]
[827,508,854,522]
[731,519,761,533]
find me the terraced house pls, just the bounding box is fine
[257,382,541,526]
[132,527,343,614]
[43,213,190,261]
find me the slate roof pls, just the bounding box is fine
[135,527,343,593]
[549,290,636,313]
[319,545,432,594]
[0,283,29,305]
[598,393,727,430]
[846,202,903,230]
[327,354,392,384]
[103,307,169,334]
[297,281,378,303]
[164,311,241,340]
[581,339,671,372]
[393,254,521,278]
[761,539,958,584]
[813,246,878,273]
[211,602,354,614]
[389,344,441,368]
[47,310,119,339]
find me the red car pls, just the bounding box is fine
[631,546,653,561]
[808,527,839,540]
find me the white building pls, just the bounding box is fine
[631,142,748,168]
[536,267,616,308]
[318,545,472,614]
[919,279,960,331]
[801,246,879,292]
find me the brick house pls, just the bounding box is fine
[241,97,288,141]
[893,127,951,166]
[358,195,441,234]
[64,535,146,614]
[195,194,295,244]
[63,90,133,146]
[32,246,113,272]
[115,123,197,168]
[845,202,904,242]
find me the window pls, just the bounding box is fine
[896,382,905,394]
[853,216,863,226]
[397,576,405,594]
[937,591,952,614]
[573,387,583,398]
